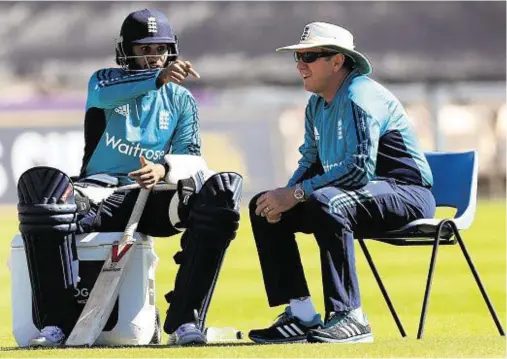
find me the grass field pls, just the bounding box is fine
[0,201,505,358]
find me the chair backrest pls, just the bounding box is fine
[425,151,478,230]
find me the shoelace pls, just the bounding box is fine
[325,311,352,328]
[273,309,295,326]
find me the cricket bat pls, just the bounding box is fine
[65,187,151,346]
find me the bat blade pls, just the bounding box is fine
[65,239,135,346]
[65,189,150,346]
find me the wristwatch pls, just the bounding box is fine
[294,183,305,202]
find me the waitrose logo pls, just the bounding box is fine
[105,132,164,161]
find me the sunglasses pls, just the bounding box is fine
[294,51,339,63]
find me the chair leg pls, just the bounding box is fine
[450,222,506,336]
[358,239,407,337]
[417,221,449,339]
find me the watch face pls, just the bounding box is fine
[294,189,304,200]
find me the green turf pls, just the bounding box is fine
[0,201,505,358]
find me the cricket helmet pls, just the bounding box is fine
[115,9,179,71]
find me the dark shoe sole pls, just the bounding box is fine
[249,334,307,344]
[307,332,374,344]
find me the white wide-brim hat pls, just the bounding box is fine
[276,22,372,75]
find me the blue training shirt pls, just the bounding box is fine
[80,68,200,185]
[288,69,433,196]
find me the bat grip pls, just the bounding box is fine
[124,188,150,238]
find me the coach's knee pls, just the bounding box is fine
[249,191,266,216]
[249,191,276,232]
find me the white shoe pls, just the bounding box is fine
[167,322,206,346]
[29,326,65,347]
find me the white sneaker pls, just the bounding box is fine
[29,326,65,347]
[167,322,206,346]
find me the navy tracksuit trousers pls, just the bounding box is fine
[249,179,435,314]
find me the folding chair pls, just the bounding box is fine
[358,150,505,339]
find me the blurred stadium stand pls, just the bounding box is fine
[0,1,505,203]
[0,1,505,87]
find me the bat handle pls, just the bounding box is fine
[124,188,150,238]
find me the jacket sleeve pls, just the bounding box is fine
[301,100,380,195]
[86,69,161,109]
[170,91,201,155]
[287,103,319,186]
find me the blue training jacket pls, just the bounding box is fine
[79,68,200,184]
[288,69,433,196]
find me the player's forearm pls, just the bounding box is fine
[287,166,311,187]
[170,101,201,155]
[301,155,370,196]
[287,147,318,187]
[88,70,161,109]
[170,128,201,155]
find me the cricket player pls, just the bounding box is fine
[248,22,436,344]
[17,9,242,347]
